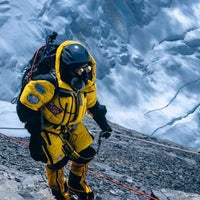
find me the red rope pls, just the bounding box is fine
[0,131,29,147]
[0,131,158,200]
[28,45,44,82]
[88,170,158,200]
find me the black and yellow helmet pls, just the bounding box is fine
[61,43,90,71]
[60,43,91,90]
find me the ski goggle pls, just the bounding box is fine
[75,64,92,75]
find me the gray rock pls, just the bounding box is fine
[152,189,200,200]
[0,117,200,199]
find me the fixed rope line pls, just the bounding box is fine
[0,127,25,130]
[0,131,29,147]
[112,133,200,155]
[0,126,199,155]
[1,126,199,155]
[89,170,158,200]
[90,129,200,155]
[0,130,158,200]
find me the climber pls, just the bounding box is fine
[16,39,112,200]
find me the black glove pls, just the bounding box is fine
[25,121,47,163]
[25,121,41,135]
[29,133,47,163]
[100,126,112,139]
[25,121,48,162]
[88,101,112,138]
[17,102,47,162]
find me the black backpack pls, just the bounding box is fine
[21,32,58,91]
[11,32,59,104]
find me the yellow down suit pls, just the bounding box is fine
[17,40,100,200]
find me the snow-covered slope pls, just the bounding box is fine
[0,0,200,149]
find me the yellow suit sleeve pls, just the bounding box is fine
[85,83,97,109]
[19,80,56,111]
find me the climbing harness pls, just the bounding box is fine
[58,127,96,161]
[59,130,80,159]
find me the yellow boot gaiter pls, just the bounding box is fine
[46,166,71,200]
[67,161,94,200]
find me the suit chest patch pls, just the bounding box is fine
[46,102,62,115]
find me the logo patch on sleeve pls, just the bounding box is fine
[46,102,62,115]
[35,84,46,94]
[27,94,39,104]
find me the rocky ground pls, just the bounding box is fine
[0,116,200,200]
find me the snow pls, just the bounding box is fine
[0,0,200,149]
[0,101,27,137]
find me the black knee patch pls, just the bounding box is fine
[74,146,96,164]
